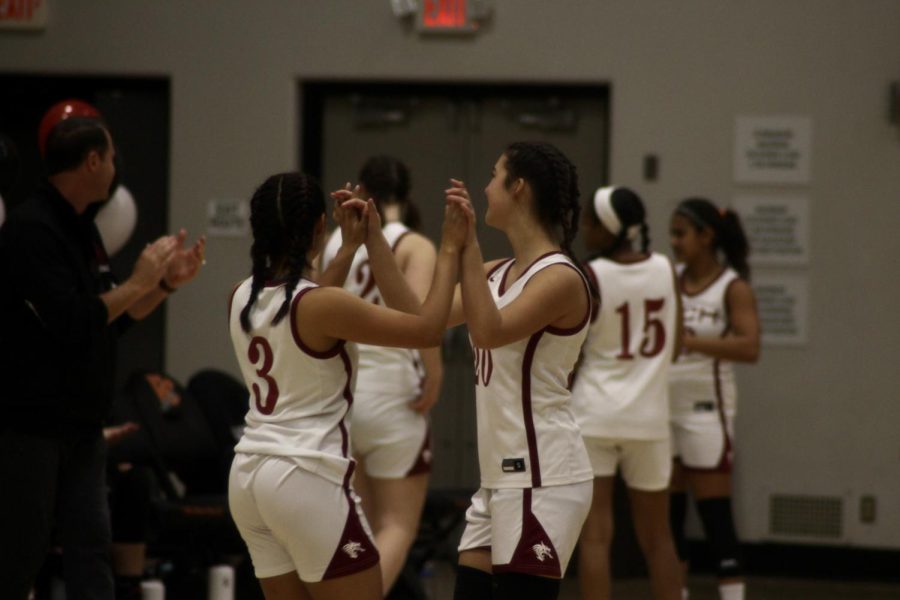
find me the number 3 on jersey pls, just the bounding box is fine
[615,298,667,360]
[248,336,279,414]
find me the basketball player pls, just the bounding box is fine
[444,142,594,600]
[227,172,468,600]
[319,156,440,594]
[668,198,760,600]
[571,186,682,600]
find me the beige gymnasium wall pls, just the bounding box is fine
[2,0,899,548]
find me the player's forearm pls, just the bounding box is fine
[317,243,360,288]
[366,231,421,314]
[417,246,460,344]
[460,241,501,348]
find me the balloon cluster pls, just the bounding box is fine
[38,99,138,255]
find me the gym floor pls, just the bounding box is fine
[419,561,900,600]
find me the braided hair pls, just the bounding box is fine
[502,141,581,268]
[239,172,326,333]
[675,197,750,280]
[358,155,422,231]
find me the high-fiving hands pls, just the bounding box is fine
[444,178,476,251]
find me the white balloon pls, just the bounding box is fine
[0,192,5,229]
[95,184,138,256]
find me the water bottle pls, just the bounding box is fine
[140,579,165,600]
[208,564,235,600]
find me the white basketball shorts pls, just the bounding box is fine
[351,390,431,479]
[583,436,672,491]
[228,453,379,581]
[457,481,592,578]
[670,403,735,472]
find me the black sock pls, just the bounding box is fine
[115,575,143,600]
[494,572,560,600]
[454,565,493,600]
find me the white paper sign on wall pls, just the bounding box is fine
[734,116,812,185]
[732,195,809,267]
[207,199,249,237]
[753,271,809,347]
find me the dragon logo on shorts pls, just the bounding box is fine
[342,541,365,559]
[532,541,553,562]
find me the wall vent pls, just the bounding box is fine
[769,494,843,539]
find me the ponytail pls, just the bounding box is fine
[675,198,751,279]
[719,209,750,280]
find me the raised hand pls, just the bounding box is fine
[442,195,471,253]
[445,178,476,248]
[133,235,178,291]
[331,183,368,247]
[165,229,206,289]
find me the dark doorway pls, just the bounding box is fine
[301,80,610,490]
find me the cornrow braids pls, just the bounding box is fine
[240,172,326,333]
[503,141,582,266]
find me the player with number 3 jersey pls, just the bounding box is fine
[227,172,469,600]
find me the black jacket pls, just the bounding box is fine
[0,182,131,438]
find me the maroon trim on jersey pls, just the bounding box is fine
[543,262,592,336]
[683,358,733,474]
[290,287,346,359]
[227,282,241,323]
[679,266,728,298]
[263,277,289,287]
[322,462,380,580]
[405,425,433,477]
[499,251,563,296]
[586,262,602,323]
[493,489,561,578]
[712,358,734,472]
[390,231,411,253]
[521,331,544,488]
[486,258,514,283]
[337,348,355,458]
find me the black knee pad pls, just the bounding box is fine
[669,492,690,561]
[695,497,743,578]
[494,572,560,600]
[454,565,493,600]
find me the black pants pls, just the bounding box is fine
[0,429,114,600]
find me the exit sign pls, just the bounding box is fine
[0,0,48,30]
[420,0,477,33]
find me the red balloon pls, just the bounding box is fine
[38,99,102,157]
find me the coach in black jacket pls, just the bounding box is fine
[0,117,204,599]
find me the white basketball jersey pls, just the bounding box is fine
[572,253,678,440]
[321,223,423,396]
[668,266,739,417]
[472,252,594,490]
[229,277,358,486]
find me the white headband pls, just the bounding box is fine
[593,186,641,241]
